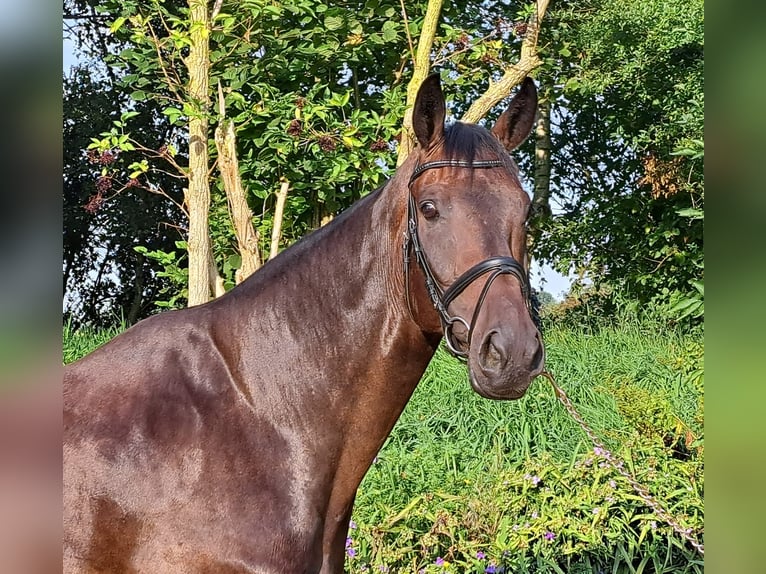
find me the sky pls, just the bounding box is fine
[530,262,571,301]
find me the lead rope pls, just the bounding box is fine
[540,370,705,557]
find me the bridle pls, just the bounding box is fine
[403,158,541,359]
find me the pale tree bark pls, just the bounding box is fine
[208,251,226,297]
[311,204,334,228]
[532,95,552,219]
[396,0,444,166]
[184,0,214,306]
[528,93,552,252]
[460,0,550,123]
[215,82,262,283]
[269,179,290,260]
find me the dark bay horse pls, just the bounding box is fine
[64,74,543,573]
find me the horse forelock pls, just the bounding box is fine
[439,122,519,174]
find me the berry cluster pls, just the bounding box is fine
[287,119,303,137]
[317,135,336,152]
[369,138,388,152]
[87,149,117,166]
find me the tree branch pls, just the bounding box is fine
[460,0,550,123]
[270,179,290,260]
[215,81,262,282]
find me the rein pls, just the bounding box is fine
[541,370,705,556]
[403,159,540,359]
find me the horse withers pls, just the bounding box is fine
[64,74,543,574]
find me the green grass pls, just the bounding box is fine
[63,317,704,573]
[350,318,703,573]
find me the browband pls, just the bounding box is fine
[408,159,505,187]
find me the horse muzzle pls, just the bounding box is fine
[467,325,545,400]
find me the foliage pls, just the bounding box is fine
[64,0,704,324]
[63,66,185,327]
[345,319,703,572]
[62,320,128,365]
[535,289,556,310]
[63,318,704,572]
[527,0,704,313]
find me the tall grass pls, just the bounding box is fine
[62,320,127,365]
[63,315,703,573]
[350,318,703,573]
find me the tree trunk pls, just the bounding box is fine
[269,179,290,260]
[127,254,145,325]
[532,95,552,219]
[184,0,213,306]
[529,94,552,251]
[215,83,262,283]
[396,0,444,166]
[208,250,226,297]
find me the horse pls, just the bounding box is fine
[64,73,544,574]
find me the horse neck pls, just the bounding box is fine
[225,153,440,413]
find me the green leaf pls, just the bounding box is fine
[162,107,184,125]
[325,15,344,31]
[342,135,363,148]
[676,207,703,220]
[109,17,127,35]
[382,20,398,42]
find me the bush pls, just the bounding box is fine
[347,320,703,573]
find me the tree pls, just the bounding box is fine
[64,0,552,321]
[63,65,186,327]
[528,0,703,311]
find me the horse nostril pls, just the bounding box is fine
[480,331,505,373]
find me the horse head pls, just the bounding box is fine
[405,73,544,400]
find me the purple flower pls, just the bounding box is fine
[345,536,352,548]
[531,511,538,519]
[544,531,555,541]
[435,557,445,566]
[347,547,356,558]
[476,551,486,560]
[524,473,541,485]
[592,507,600,515]
[349,520,357,530]
[485,566,497,573]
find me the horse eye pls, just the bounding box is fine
[419,201,439,220]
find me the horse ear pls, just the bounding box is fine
[413,73,446,149]
[491,77,538,152]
